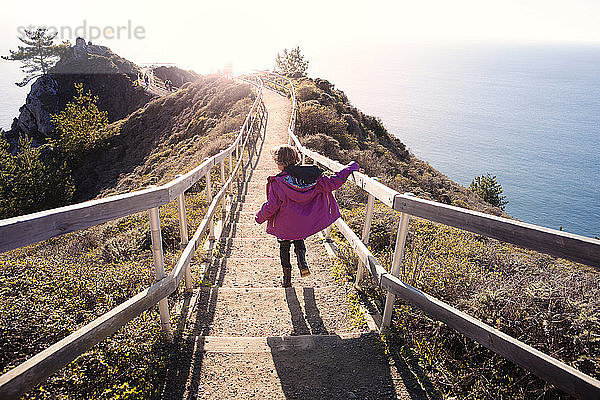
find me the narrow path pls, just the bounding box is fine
[163,88,416,399]
[139,67,174,96]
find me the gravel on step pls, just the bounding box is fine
[185,286,367,337]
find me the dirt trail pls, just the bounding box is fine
[162,88,421,400]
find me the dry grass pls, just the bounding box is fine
[336,203,599,399]
[72,76,253,200]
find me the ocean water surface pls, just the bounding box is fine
[311,43,599,237]
[0,62,29,132]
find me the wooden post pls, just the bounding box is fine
[177,193,192,291]
[324,225,332,241]
[259,109,265,136]
[220,159,226,187]
[148,206,172,336]
[236,141,241,182]
[301,153,306,164]
[175,176,192,292]
[220,159,226,218]
[228,152,233,196]
[355,191,376,286]
[206,167,215,241]
[381,211,411,330]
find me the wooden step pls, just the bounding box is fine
[185,286,367,337]
[185,332,369,352]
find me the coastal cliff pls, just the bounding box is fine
[3,38,198,150]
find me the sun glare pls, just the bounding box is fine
[1,0,599,73]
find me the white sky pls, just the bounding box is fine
[1,0,599,74]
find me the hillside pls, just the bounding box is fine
[153,66,200,88]
[290,76,599,399]
[0,40,211,218]
[72,75,253,201]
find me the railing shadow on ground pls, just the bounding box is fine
[157,205,248,399]
[156,109,266,399]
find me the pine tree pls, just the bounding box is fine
[51,83,109,160]
[469,173,508,210]
[2,28,69,86]
[275,47,309,77]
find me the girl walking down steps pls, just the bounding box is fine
[255,145,359,287]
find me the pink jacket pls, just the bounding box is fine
[255,162,359,240]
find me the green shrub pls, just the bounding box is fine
[302,133,340,158]
[51,82,109,161]
[470,173,508,210]
[297,103,347,139]
[295,82,321,102]
[0,136,74,218]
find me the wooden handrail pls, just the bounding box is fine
[0,77,266,399]
[394,194,600,267]
[0,186,169,253]
[264,71,600,398]
[335,212,600,399]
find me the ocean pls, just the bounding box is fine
[1,43,599,237]
[311,43,599,238]
[0,62,29,132]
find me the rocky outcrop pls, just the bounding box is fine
[4,38,152,149]
[54,37,139,76]
[9,77,59,141]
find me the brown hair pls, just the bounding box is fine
[271,145,300,167]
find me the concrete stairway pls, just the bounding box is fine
[163,89,412,399]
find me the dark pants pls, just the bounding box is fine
[278,239,306,267]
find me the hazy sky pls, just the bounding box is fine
[1,0,599,73]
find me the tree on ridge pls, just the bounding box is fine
[51,82,109,161]
[2,27,69,87]
[275,46,309,77]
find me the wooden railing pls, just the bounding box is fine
[262,71,600,399]
[0,76,266,399]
